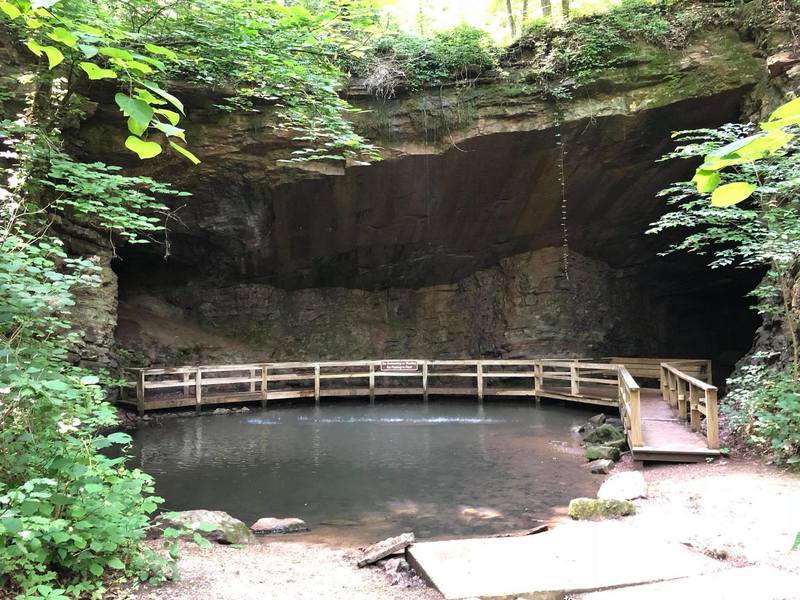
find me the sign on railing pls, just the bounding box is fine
[380,360,419,372]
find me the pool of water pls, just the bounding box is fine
[130,400,600,542]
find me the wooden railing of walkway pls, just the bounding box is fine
[121,357,719,462]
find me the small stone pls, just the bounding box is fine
[568,498,636,520]
[588,413,606,426]
[212,407,230,415]
[787,64,800,79]
[250,517,309,535]
[767,50,800,76]
[157,509,254,545]
[583,459,614,474]
[585,445,620,461]
[597,471,647,501]
[240,406,250,412]
[583,424,625,445]
[383,557,410,575]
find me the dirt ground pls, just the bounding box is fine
[131,456,800,600]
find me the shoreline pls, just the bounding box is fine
[130,455,800,599]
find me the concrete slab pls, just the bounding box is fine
[578,565,800,600]
[407,522,723,599]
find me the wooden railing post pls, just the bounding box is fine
[476,361,484,401]
[195,368,202,414]
[677,378,687,420]
[689,385,701,432]
[136,370,145,416]
[260,364,268,408]
[705,388,719,449]
[570,362,579,396]
[629,386,643,447]
[183,371,190,398]
[660,364,668,403]
[422,361,428,402]
[314,364,321,406]
[249,368,256,393]
[533,361,542,395]
[369,363,375,404]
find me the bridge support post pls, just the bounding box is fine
[570,363,580,396]
[183,372,190,398]
[689,386,701,432]
[369,363,375,405]
[261,364,268,408]
[422,362,428,403]
[249,369,256,393]
[706,388,719,449]
[314,364,320,406]
[476,361,484,402]
[195,368,202,414]
[136,370,145,416]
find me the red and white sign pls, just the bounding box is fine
[380,360,419,372]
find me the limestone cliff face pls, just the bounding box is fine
[70,27,771,376]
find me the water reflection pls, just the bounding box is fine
[130,400,599,540]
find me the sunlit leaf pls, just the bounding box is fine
[79,62,117,80]
[169,141,200,164]
[0,2,21,19]
[142,80,184,115]
[768,98,800,122]
[115,93,154,134]
[154,122,185,140]
[125,136,162,159]
[692,169,720,193]
[48,27,78,48]
[728,130,792,161]
[154,108,180,125]
[710,182,756,207]
[144,43,178,61]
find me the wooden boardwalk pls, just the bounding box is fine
[122,357,719,463]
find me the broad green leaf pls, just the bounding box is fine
[0,2,21,19]
[155,108,180,125]
[76,23,105,37]
[99,46,133,61]
[760,116,800,131]
[710,182,756,207]
[79,375,99,385]
[26,39,44,57]
[78,44,98,58]
[134,88,167,105]
[142,80,184,115]
[768,98,800,122]
[79,62,116,80]
[25,16,43,28]
[1,517,23,534]
[145,43,178,61]
[107,557,125,570]
[728,130,792,161]
[123,59,154,74]
[699,157,742,171]
[125,136,162,159]
[42,45,64,69]
[155,121,185,140]
[194,522,219,532]
[692,169,720,194]
[88,562,103,577]
[115,93,154,134]
[170,141,200,164]
[48,27,78,48]
[43,379,69,391]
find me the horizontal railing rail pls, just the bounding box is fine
[659,362,719,449]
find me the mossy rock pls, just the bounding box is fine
[583,424,625,445]
[568,498,636,521]
[601,437,629,450]
[585,444,621,462]
[157,509,255,545]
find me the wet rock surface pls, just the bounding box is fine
[250,517,309,535]
[157,509,255,545]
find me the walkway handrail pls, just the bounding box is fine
[618,366,643,447]
[660,362,719,449]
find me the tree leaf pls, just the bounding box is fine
[145,43,178,61]
[115,93,154,134]
[768,98,800,122]
[142,80,184,115]
[125,136,162,159]
[42,45,64,69]
[0,2,21,19]
[78,44,98,58]
[99,46,133,61]
[169,141,200,164]
[79,62,117,80]
[154,108,180,126]
[48,27,78,48]
[710,182,756,208]
[692,169,720,194]
[728,130,792,161]
[154,122,185,141]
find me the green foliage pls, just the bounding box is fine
[725,361,800,466]
[346,24,498,97]
[516,0,736,83]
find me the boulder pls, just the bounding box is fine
[583,424,626,445]
[585,445,620,461]
[250,517,309,535]
[568,498,636,521]
[358,532,415,567]
[597,471,648,501]
[157,509,254,545]
[767,51,800,76]
[588,413,606,426]
[583,459,615,474]
[601,437,629,450]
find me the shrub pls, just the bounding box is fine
[725,362,800,466]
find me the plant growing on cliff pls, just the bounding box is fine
[650,98,800,466]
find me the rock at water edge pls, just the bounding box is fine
[585,445,621,461]
[597,471,648,501]
[250,517,309,535]
[589,413,606,426]
[358,532,415,568]
[583,424,626,445]
[583,459,615,474]
[568,498,636,521]
[157,509,254,545]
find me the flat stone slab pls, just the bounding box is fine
[578,565,800,600]
[406,522,722,599]
[358,532,415,567]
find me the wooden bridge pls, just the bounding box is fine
[122,357,719,463]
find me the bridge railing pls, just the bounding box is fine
[617,366,643,447]
[660,362,719,449]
